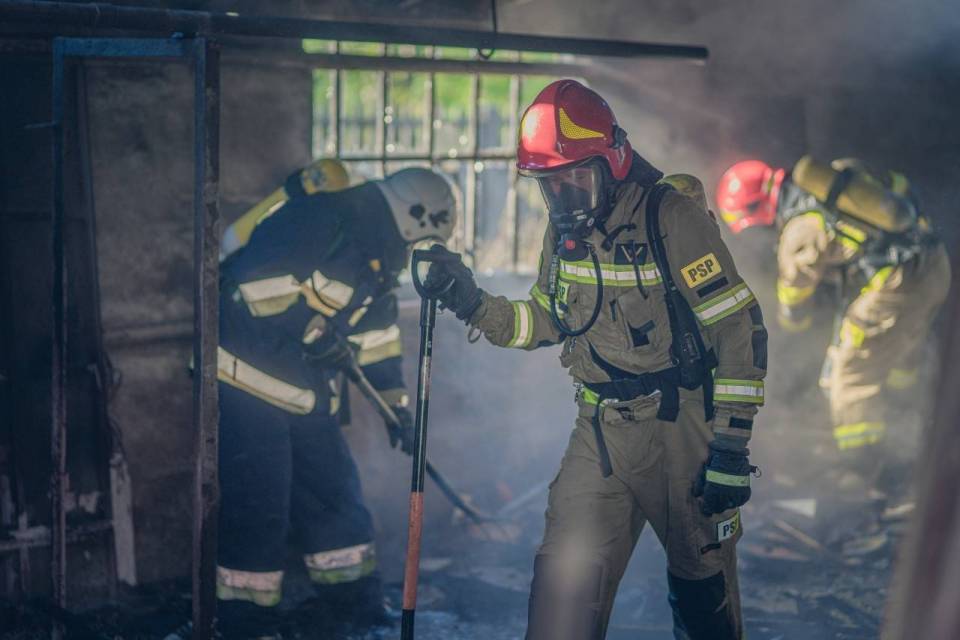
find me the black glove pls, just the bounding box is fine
[421,244,483,322]
[693,442,755,516]
[302,328,356,370]
[388,405,416,455]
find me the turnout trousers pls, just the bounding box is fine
[526,391,743,640]
[216,382,376,606]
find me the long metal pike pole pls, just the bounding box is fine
[401,293,438,640]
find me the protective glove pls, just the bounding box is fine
[302,326,356,370]
[421,244,483,322]
[693,441,756,516]
[388,405,416,455]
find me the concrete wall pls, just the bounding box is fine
[88,59,312,583]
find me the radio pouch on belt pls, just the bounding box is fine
[644,183,718,422]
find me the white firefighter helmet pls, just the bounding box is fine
[375,167,459,244]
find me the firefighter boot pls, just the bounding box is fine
[307,574,392,628]
[216,600,282,640]
[668,570,739,640]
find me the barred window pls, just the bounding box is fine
[307,40,569,274]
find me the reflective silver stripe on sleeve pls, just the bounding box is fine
[507,301,533,348]
[237,274,302,317]
[714,378,764,404]
[693,283,756,326]
[348,325,403,365]
[310,271,354,310]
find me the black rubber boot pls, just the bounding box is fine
[217,600,282,639]
[667,571,739,640]
[305,575,392,629]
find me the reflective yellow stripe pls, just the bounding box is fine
[838,235,862,253]
[886,367,918,390]
[693,283,755,326]
[308,270,354,310]
[304,543,376,585]
[349,325,402,365]
[558,107,604,139]
[840,318,866,348]
[833,421,885,450]
[889,171,910,197]
[238,274,302,317]
[559,259,661,287]
[216,567,283,607]
[530,283,551,312]
[217,347,316,414]
[705,469,750,488]
[835,219,868,243]
[861,266,895,295]
[507,301,533,348]
[579,386,603,406]
[714,378,764,404]
[777,280,815,306]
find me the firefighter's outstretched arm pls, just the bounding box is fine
[662,192,768,515]
[422,234,563,349]
[775,213,833,332]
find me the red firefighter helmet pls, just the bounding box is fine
[517,79,632,179]
[715,160,786,233]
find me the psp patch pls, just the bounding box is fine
[681,252,722,288]
[717,510,740,542]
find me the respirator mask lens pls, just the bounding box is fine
[536,164,604,233]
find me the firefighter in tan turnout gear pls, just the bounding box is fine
[425,80,767,640]
[717,157,950,487]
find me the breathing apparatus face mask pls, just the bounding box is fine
[529,159,611,261]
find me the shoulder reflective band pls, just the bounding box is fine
[692,283,755,326]
[530,283,551,311]
[349,325,403,365]
[559,259,661,287]
[776,280,815,307]
[216,567,283,607]
[507,301,533,348]
[705,469,750,487]
[304,543,376,585]
[714,378,764,404]
[833,421,885,450]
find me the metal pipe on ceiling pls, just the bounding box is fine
[0,1,709,62]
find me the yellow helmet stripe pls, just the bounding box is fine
[558,107,605,140]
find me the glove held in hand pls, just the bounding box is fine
[422,245,483,322]
[388,405,416,456]
[693,441,754,516]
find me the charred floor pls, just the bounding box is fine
[2,1,960,639]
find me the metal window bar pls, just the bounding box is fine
[50,36,221,640]
[315,45,555,272]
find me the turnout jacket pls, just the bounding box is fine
[470,178,767,445]
[219,184,407,416]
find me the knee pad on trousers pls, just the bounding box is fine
[667,570,737,640]
[526,554,605,640]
